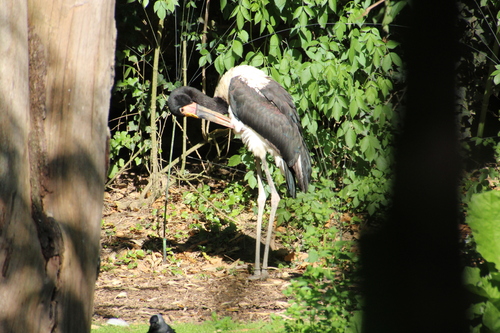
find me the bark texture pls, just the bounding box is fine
[0,0,116,332]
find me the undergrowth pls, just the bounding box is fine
[178,172,364,332]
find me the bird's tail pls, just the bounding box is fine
[284,166,297,198]
[285,142,311,198]
[292,143,312,196]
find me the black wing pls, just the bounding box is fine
[228,76,311,196]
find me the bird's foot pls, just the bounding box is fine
[249,269,269,281]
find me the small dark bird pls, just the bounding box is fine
[147,314,176,333]
[168,65,312,280]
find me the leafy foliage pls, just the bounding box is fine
[199,0,403,217]
[277,177,361,332]
[111,0,404,214]
[283,236,359,332]
[111,0,406,331]
[182,181,250,231]
[464,191,500,333]
[110,0,175,178]
[456,0,500,214]
[457,1,500,177]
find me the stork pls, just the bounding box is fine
[168,65,312,279]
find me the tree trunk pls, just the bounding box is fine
[0,0,115,332]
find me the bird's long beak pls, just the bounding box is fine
[180,103,234,129]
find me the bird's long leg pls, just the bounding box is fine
[261,158,280,280]
[250,156,267,280]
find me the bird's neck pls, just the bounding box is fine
[190,87,228,115]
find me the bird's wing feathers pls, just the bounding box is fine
[258,80,300,127]
[229,76,311,194]
[229,77,300,161]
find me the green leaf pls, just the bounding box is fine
[276,208,292,223]
[299,95,308,110]
[299,10,308,28]
[334,22,346,41]
[390,52,402,67]
[275,0,286,12]
[249,52,264,67]
[279,57,290,73]
[214,55,225,74]
[357,53,366,67]
[154,1,166,20]
[229,5,239,18]
[236,10,244,30]
[300,66,312,84]
[199,55,207,67]
[245,172,257,189]
[328,0,337,12]
[228,155,241,166]
[309,80,319,103]
[366,86,377,104]
[373,51,381,69]
[167,0,179,12]
[377,77,389,97]
[492,67,500,85]
[386,40,399,49]
[240,6,251,20]
[376,155,388,172]
[360,136,370,153]
[370,135,381,149]
[152,0,177,19]
[254,11,262,25]
[360,136,376,161]
[494,74,500,86]
[238,30,249,43]
[464,266,500,300]
[345,127,356,149]
[303,6,315,18]
[382,54,392,72]
[269,34,280,58]
[307,249,319,262]
[318,11,328,28]
[483,301,500,332]
[292,6,303,20]
[332,100,343,122]
[349,99,358,118]
[232,39,243,57]
[307,118,318,133]
[467,191,500,268]
[223,53,235,71]
[352,119,364,134]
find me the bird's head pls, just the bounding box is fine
[148,314,176,333]
[149,314,160,327]
[168,87,233,128]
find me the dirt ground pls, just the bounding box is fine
[92,172,307,326]
[92,171,475,327]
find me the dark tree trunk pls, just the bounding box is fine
[360,0,467,332]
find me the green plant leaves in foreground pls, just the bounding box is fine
[464,191,500,332]
[466,190,500,269]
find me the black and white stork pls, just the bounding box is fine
[167,65,312,279]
